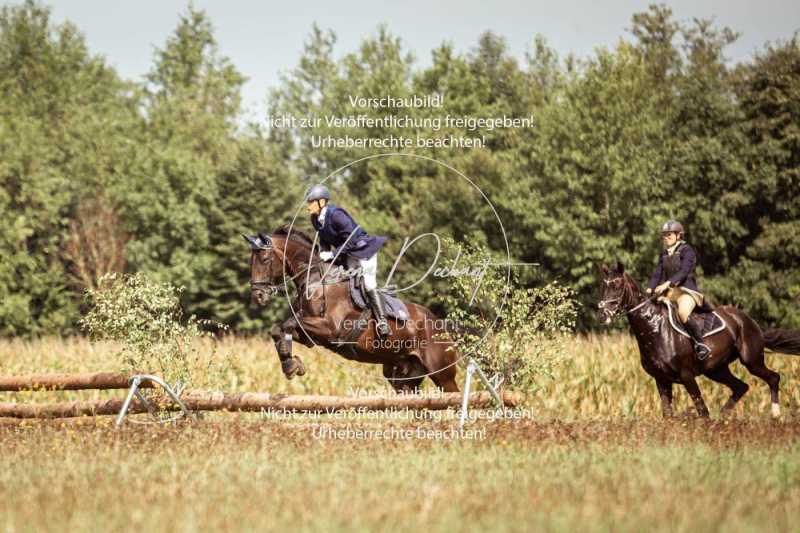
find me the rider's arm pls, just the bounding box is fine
[648,252,664,291]
[668,246,696,287]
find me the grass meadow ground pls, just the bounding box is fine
[1,334,799,532]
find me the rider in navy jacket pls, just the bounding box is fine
[306,184,391,337]
[647,220,711,359]
[310,204,387,262]
[648,241,701,293]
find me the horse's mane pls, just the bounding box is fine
[624,272,644,296]
[272,224,315,249]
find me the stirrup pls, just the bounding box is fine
[375,319,390,337]
[694,342,711,361]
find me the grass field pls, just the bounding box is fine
[1,334,800,532]
[2,333,799,418]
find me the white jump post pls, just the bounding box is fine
[459,357,504,428]
[115,374,195,426]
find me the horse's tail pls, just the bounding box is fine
[763,328,800,355]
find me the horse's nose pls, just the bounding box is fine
[598,301,605,309]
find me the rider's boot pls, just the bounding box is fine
[365,288,391,337]
[685,319,712,361]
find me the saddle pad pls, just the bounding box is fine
[664,301,726,339]
[348,277,410,321]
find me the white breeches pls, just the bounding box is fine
[346,254,378,291]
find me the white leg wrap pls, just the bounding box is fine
[772,402,781,418]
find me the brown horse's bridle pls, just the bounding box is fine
[249,237,326,295]
[598,277,627,318]
[249,239,290,296]
[250,248,280,296]
[599,276,658,320]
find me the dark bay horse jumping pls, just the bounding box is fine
[245,226,459,392]
[598,262,800,418]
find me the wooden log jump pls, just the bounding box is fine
[0,372,521,420]
[0,390,520,419]
[0,372,151,392]
[182,390,520,413]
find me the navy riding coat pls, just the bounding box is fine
[311,204,387,260]
[648,242,702,293]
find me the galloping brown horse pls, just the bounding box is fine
[598,262,800,418]
[245,225,459,392]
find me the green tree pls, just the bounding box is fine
[708,36,800,327]
[0,0,138,335]
[111,6,243,307]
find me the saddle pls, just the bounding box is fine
[324,267,410,349]
[348,277,409,321]
[662,301,726,340]
[318,263,409,321]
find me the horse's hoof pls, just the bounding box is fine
[294,356,306,376]
[281,357,306,379]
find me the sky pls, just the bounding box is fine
[24,0,800,123]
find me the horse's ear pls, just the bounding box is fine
[615,261,625,274]
[258,232,269,243]
[242,234,256,247]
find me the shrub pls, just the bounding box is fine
[80,273,232,389]
[439,239,577,392]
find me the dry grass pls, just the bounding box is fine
[0,419,798,532]
[536,333,800,419]
[2,333,799,418]
[1,334,800,532]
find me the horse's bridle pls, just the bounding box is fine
[249,238,326,295]
[598,277,627,317]
[250,252,280,296]
[599,278,658,320]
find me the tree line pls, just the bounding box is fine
[1,0,798,336]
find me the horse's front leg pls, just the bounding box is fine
[680,371,710,418]
[655,378,674,418]
[271,317,306,379]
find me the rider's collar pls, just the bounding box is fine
[318,205,329,226]
[666,240,684,256]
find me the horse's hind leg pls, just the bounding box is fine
[420,341,459,393]
[429,360,458,393]
[738,315,781,417]
[741,351,781,418]
[705,365,749,415]
[383,358,425,393]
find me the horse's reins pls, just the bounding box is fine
[249,240,330,295]
[627,296,656,315]
[600,277,662,318]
